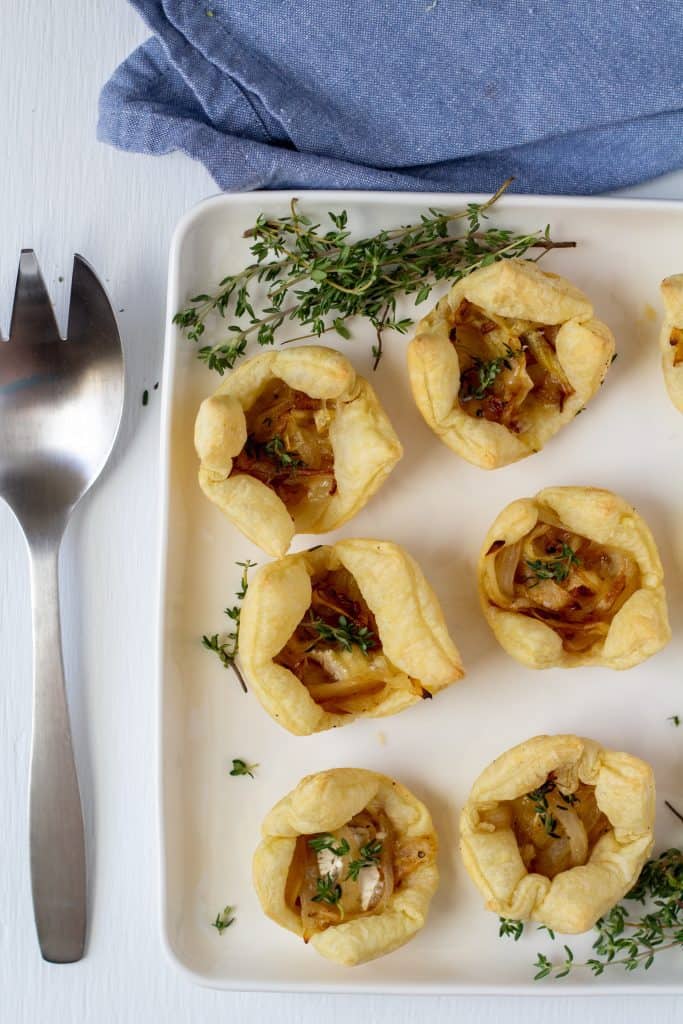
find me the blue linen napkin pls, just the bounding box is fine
[99,1,683,194]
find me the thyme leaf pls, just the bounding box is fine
[307,614,376,655]
[312,874,344,912]
[525,543,580,586]
[460,344,521,401]
[211,905,235,934]
[229,758,258,778]
[347,840,383,882]
[499,917,525,941]
[308,834,351,857]
[263,435,304,468]
[525,777,561,839]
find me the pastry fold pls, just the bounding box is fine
[253,768,439,965]
[407,259,615,469]
[478,486,670,669]
[194,346,402,556]
[460,734,655,933]
[659,274,683,412]
[239,539,464,735]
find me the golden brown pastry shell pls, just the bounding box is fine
[194,346,402,556]
[460,734,655,934]
[407,259,615,469]
[253,767,439,965]
[239,539,464,735]
[477,486,670,669]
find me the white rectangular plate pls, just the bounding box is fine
[160,191,683,993]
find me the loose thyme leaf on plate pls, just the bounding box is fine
[201,559,257,692]
[229,758,259,778]
[211,905,235,934]
[173,181,575,373]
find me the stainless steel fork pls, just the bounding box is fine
[0,251,124,962]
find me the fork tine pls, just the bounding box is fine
[66,255,120,354]
[9,250,62,344]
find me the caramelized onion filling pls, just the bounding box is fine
[274,567,395,714]
[284,808,436,939]
[484,520,641,653]
[482,774,610,880]
[232,378,336,509]
[450,300,575,432]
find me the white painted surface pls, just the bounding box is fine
[0,1,682,1020]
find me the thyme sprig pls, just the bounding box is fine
[201,559,257,692]
[525,544,580,586]
[308,614,376,655]
[499,848,683,979]
[308,834,351,857]
[524,777,578,837]
[499,917,525,941]
[461,344,521,401]
[312,874,344,913]
[526,778,561,838]
[347,840,383,882]
[173,181,574,373]
[263,435,304,468]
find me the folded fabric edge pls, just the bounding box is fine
[98,52,683,195]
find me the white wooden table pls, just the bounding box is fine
[1,2,682,1020]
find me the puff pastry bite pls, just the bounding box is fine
[460,734,655,933]
[659,274,683,412]
[407,259,615,468]
[194,346,402,556]
[239,539,464,735]
[478,486,670,669]
[253,768,439,965]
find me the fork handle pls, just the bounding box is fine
[28,538,86,962]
